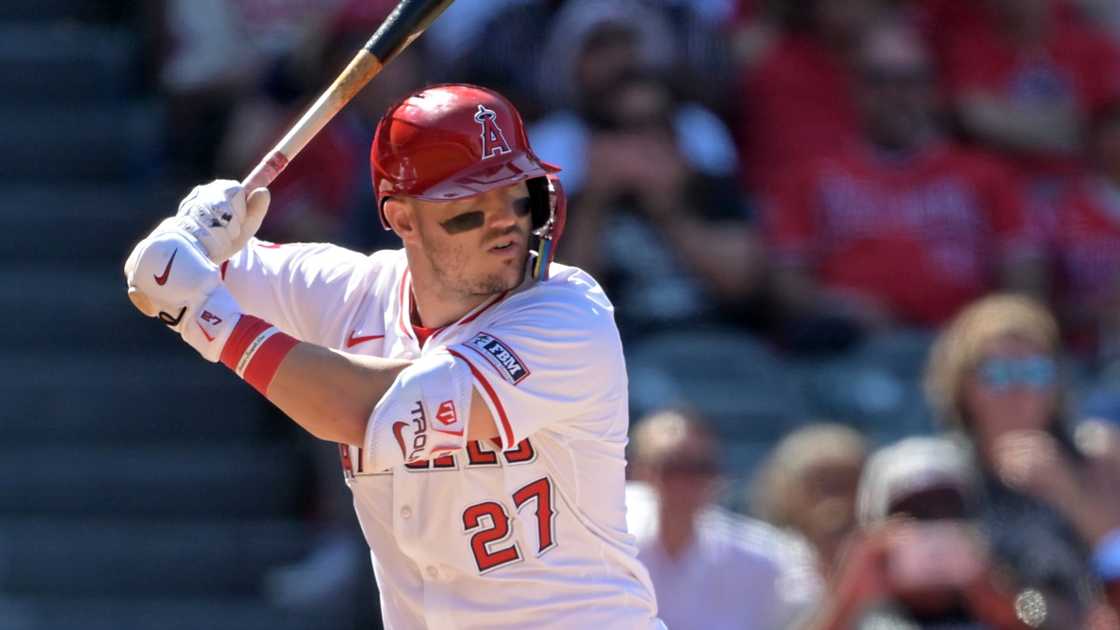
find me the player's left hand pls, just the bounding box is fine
[176,179,271,263]
[124,219,241,362]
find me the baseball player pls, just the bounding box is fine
[124,84,663,629]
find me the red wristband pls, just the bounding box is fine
[219,315,299,395]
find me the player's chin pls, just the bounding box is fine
[480,260,526,294]
[500,264,527,291]
[497,257,526,289]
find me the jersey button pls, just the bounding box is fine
[400,505,412,519]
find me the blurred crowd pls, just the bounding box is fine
[146,0,1120,627]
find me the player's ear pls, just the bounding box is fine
[384,198,418,242]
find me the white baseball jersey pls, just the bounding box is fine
[221,240,661,630]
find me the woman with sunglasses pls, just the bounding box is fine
[925,293,1120,627]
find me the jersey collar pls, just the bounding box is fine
[397,265,511,348]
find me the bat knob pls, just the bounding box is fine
[127,286,158,317]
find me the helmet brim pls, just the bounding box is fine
[407,151,561,201]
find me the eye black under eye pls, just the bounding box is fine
[512,197,531,217]
[440,211,485,234]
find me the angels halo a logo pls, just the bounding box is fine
[436,400,458,426]
[474,104,512,159]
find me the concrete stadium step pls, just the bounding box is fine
[0,266,202,353]
[0,104,163,182]
[628,330,811,441]
[0,1,92,22]
[0,518,312,598]
[0,354,268,443]
[0,597,332,630]
[0,267,173,353]
[0,186,179,263]
[0,443,305,517]
[0,25,135,104]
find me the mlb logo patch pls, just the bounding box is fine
[466,332,530,385]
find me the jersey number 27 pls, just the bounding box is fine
[462,477,557,574]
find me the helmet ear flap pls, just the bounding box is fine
[547,175,567,244]
[527,176,551,231]
[530,175,567,280]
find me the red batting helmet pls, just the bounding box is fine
[371,83,566,279]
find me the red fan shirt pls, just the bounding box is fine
[737,34,861,193]
[926,1,1120,177]
[766,142,1037,326]
[1053,177,1120,349]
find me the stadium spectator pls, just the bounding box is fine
[734,0,884,193]
[531,1,764,339]
[764,18,1045,352]
[917,0,1120,227]
[1050,101,1120,361]
[644,0,739,108]
[531,0,735,117]
[627,408,822,629]
[805,436,1038,629]
[727,0,778,69]
[750,423,868,577]
[1071,0,1120,41]
[926,293,1120,626]
[435,0,565,122]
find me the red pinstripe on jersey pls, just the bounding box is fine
[397,268,413,341]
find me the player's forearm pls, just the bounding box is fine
[266,343,411,446]
[124,219,409,448]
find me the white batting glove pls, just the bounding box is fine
[124,219,243,362]
[175,179,270,263]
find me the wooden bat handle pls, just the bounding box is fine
[242,50,383,192]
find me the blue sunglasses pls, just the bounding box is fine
[976,356,1057,391]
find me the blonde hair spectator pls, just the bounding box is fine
[925,293,1062,432]
[751,423,867,573]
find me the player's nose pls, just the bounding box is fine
[484,197,521,230]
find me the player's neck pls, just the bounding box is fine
[407,265,491,329]
[412,286,490,329]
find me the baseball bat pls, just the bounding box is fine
[127,0,450,316]
[241,0,454,195]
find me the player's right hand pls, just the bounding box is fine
[124,219,241,362]
[176,179,271,264]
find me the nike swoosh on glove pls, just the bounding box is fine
[176,179,270,264]
[124,219,243,362]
